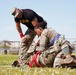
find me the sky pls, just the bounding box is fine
[0,0,76,42]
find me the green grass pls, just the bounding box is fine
[0,66,76,75]
[0,54,76,75]
[0,54,17,65]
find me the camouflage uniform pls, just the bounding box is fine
[19,28,74,67]
[19,29,36,64]
[35,28,74,67]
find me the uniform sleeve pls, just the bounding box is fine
[38,30,49,51]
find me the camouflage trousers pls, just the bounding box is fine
[53,51,76,68]
[52,35,74,56]
[24,48,60,67]
[38,48,60,67]
[19,29,36,64]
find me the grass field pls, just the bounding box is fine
[0,54,76,75]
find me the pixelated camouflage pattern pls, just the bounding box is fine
[19,28,74,67]
[19,29,36,64]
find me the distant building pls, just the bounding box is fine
[0,40,20,54]
[9,41,21,47]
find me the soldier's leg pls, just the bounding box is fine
[58,35,74,57]
[19,29,36,65]
[38,48,59,67]
[60,37,76,68]
[53,51,76,68]
[53,35,74,67]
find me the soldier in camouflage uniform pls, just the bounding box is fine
[33,21,76,68]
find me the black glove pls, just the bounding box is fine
[12,60,20,67]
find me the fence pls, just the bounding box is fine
[0,47,19,54]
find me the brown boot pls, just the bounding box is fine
[61,56,76,68]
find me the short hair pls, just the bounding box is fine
[35,21,47,29]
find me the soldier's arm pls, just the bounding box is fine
[38,29,49,51]
[16,22,26,42]
[31,18,38,27]
[16,22,23,36]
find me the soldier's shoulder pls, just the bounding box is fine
[42,28,50,34]
[44,28,53,31]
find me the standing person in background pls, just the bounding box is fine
[11,7,47,66]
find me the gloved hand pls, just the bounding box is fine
[21,36,26,43]
[20,33,26,43]
[12,60,20,67]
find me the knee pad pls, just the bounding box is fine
[61,45,70,56]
